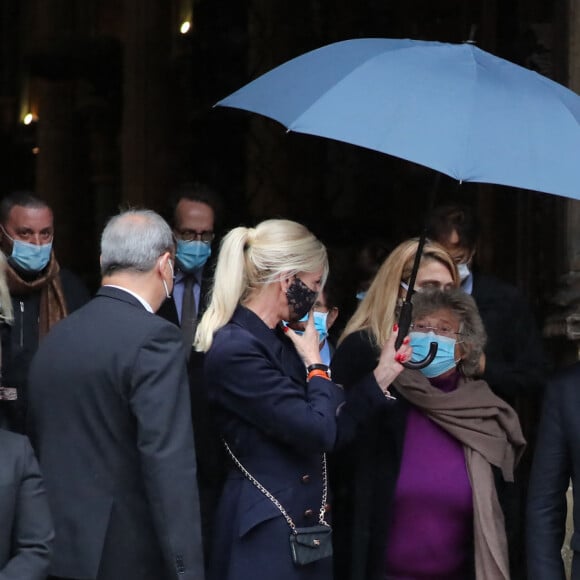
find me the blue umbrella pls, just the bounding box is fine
[216,37,580,367]
[217,38,580,200]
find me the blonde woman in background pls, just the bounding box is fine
[196,219,412,580]
[331,238,459,579]
[339,238,458,352]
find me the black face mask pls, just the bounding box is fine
[286,276,318,321]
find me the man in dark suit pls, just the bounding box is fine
[527,363,580,579]
[158,182,225,562]
[27,209,205,580]
[158,182,223,342]
[0,428,53,580]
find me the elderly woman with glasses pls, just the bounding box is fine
[331,287,526,580]
[339,238,459,353]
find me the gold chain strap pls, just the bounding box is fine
[222,440,330,534]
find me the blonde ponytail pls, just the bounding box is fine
[195,227,251,352]
[195,219,328,352]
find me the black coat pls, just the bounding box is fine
[471,272,547,404]
[330,330,516,580]
[527,363,580,580]
[471,272,547,580]
[157,265,226,564]
[0,267,90,433]
[0,429,54,580]
[156,259,214,329]
[27,287,205,580]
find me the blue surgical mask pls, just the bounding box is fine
[457,262,471,282]
[9,239,52,273]
[313,311,329,342]
[284,311,329,343]
[409,331,458,378]
[176,240,211,273]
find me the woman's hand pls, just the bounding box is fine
[373,325,412,397]
[282,311,323,367]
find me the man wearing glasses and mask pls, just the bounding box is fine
[158,181,225,567]
[158,182,223,349]
[0,191,89,434]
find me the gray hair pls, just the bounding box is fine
[411,287,487,377]
[100,209,174,276]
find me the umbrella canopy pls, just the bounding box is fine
[217,38,580,200]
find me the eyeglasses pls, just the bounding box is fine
[410,322,463,338]
[174,229,215,244]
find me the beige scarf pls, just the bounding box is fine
[5,251,68,338]
[394,369,526,580]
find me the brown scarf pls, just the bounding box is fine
[5,251,68,338]
[394,369,526,580]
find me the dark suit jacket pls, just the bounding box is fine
[527,363,580,580]
[157,263,213,328]
[331,330,516,580]
[0,429,53,580]
[472,272,547,403]
[472,273,547,580]
[157,265,225,564]
[27,287,204,580]
[205,306,388,580]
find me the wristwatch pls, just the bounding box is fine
[306,363,331,379]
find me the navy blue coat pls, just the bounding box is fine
[527,362,580,580]
[204,307,388,580]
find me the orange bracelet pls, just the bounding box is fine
[307,369,331,381]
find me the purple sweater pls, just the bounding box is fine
[384,372,473,579]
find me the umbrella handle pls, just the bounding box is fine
[402,341,438,370]
[394,301,438,369]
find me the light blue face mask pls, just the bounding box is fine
[409,331,458,378]
[175,240,211,273]
[10,239,52,273]
[356,290,367,301]
[313,311,329,342]
[457,262,471,282]
[286,311,329,343]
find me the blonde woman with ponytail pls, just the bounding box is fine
[196,219,411,580]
